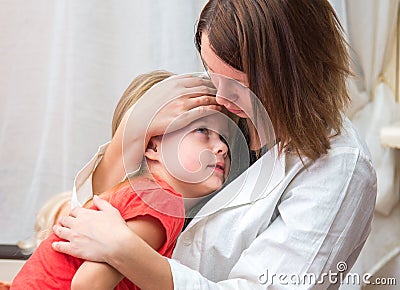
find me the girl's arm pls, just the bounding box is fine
[71,262,121,290]
[71,214,166,290]
[91,109,143,194]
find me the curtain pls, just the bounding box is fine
[337,0,400,216]
[0,0,207,244]
[329,1,400,289]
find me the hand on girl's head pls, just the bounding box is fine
[120,74,221,148]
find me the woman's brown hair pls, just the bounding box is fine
[196,0,351,160]
[111,70,174,136]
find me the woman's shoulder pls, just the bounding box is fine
[286,117,373,170]
[284,117,376,201]
[327,116,372,162]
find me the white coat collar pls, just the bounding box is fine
[189,144,286,222]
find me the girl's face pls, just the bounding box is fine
[200,33,250,119]
[160,114,231,198]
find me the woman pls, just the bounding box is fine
[53,0,377,289]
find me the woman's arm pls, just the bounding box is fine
[91,75,219,194]
[71,213,167,290]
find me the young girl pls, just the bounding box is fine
[11,72,232,289]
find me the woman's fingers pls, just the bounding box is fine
[68,207,81,218]
[164,105,223,134]
[189,94,219,106]
[160,75,217,98]
[92,195,116,212]
[57,207,98,230]
[170,95,220,113]
[52,236,87,259]
[52,240,71,255]
[52,201,129,262]
[53,224,72,240]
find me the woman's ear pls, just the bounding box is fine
[145,136,162,161]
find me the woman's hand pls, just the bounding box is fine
[52,196,132,263]
[135,74,220,138]
[53,197,173,290]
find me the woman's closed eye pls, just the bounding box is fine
[219,135,228,146]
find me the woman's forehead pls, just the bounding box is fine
[200,33,248,87]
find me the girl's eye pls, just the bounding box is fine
[195,128,209,135]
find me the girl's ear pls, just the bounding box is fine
[144,136,162,161]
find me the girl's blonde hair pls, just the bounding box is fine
[111,70,174,137]
[17,191,71,254]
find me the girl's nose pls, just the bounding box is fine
[212,134,228,157]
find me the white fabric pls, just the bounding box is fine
[71,143,108,208]
[72,118,376,289]
[381,122,400,148]
[329,2,400,288]
[0,0,207,244]
[330,0,400,215]
[351,84,400,215]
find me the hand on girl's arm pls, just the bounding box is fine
[53,197,173,290]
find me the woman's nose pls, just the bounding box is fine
[216,93,239,104]
[216,96,237,113]
[215,95,229,107]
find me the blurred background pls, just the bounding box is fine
[0,0,399,288]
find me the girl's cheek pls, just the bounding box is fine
[181,158,202,173]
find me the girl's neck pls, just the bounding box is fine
[146,162,184,195]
